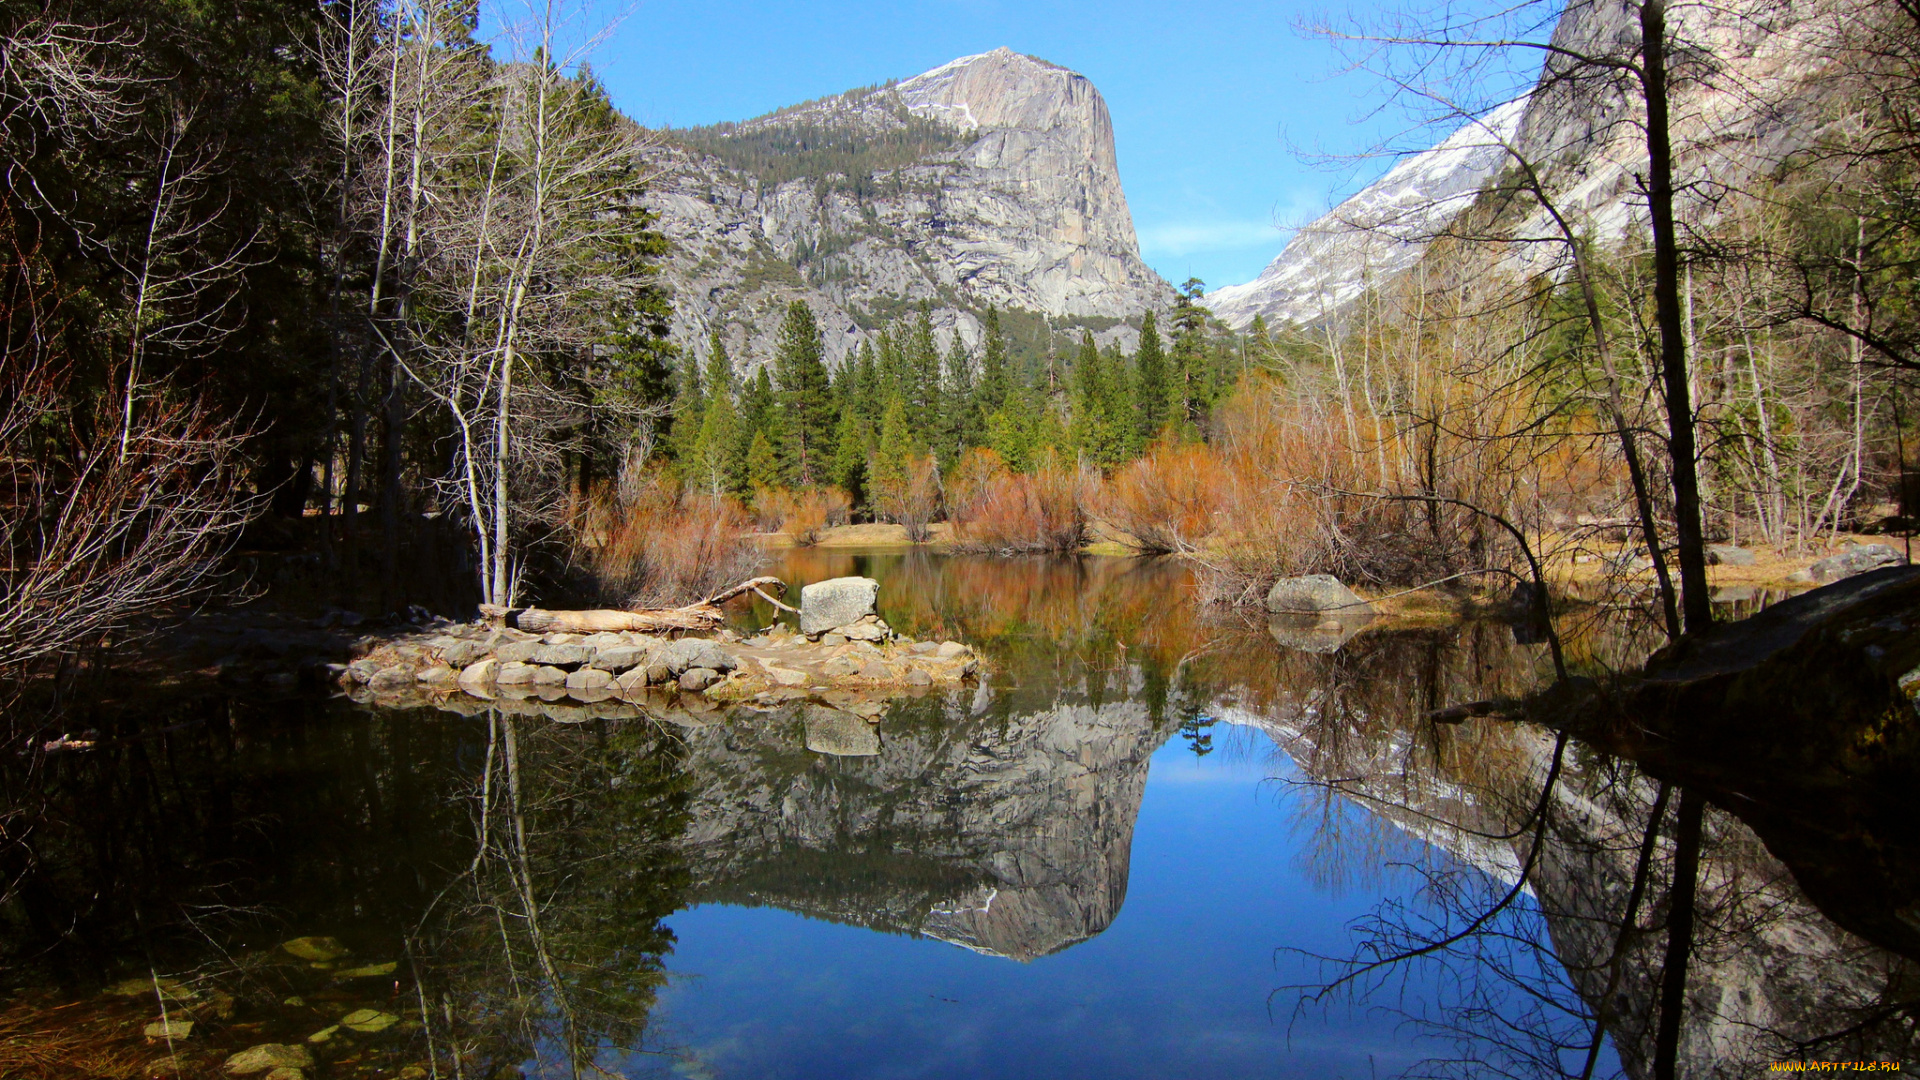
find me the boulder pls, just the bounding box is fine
[224,1044,314,1075]
[936,641,971,659]
[565,667,612,690]
[1264,574,1374,615]
[645,661,673,684]
[530,642,591,667]
[659,638,735,674]
[589,645,649,672]
[799,576,881,637]
[615,667,650,693]
[531,665,567,686]
[494,661,538,685]
[456,658,497,693]
[1807,543,1907,584]
[494,640,541,664]
[908,641,938,655]
[580,632,630,648]
[679,667,721,692]
[416,664,457,687]
[1707,544,1757,567]
[367,666,412,690]
[440,639,490,668]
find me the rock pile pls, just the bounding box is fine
[337,577,979,716]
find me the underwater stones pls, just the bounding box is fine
[799,576,881,637]
[144,1018,194,1040]
[1264,574,1374,615]
[280,936,348,962]
[224,1043,314,1075]
[457,658,496,694]
[305,1026,338,1043]
[679,667,721,692]
[339,1008,399,1033]
[263,1068,306,1080]
[804,705,880,756]
[331,961,396,979]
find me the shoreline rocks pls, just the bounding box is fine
[1264,574,1375,615]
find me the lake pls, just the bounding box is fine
[2,549,1911,1079]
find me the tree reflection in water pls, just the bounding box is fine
[1243,613,1920,1078]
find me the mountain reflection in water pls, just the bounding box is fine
[0,550,1913,1079]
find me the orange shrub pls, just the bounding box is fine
[876,454,942,543]
[753,486,852,546]
[581,467,759,607]
[949,455,1091,553]
[1098,440,1222,554]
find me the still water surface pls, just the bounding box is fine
[3,549,1911,1079]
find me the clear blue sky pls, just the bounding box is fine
[506,0,1428,290]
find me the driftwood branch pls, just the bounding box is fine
[479,576,791,634]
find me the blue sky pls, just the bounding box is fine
[521,0,1426,290]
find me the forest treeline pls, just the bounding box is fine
[4,0,1920,684]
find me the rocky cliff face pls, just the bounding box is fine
[645,48,1172,371]
[675,695,1166,961]
[1207,0,1835,330]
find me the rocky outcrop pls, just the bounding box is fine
[645,48,1172,371]
[1208,0,1841,329]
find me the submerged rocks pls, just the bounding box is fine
[224,1044,314,1075]
[799,576,881,637]
[1264,574,1374,615]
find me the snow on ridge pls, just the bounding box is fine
[1205,98,1529,330]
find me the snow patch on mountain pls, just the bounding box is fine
[1205,98,1529,330]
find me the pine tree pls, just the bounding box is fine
[987,384,1040,473]
[1133,310,1168,450]
[691,385,743,496]
[772,300,835,485]
[745,429,782,492]
[667,338,709,467]
[1070,331,1126,466]
[829,401,874,504]
[975,306,1010,419]
[739,366,794,486]
[871,395,916,508]
[904,307,942,436]
[1170,278,1210,431]
[943,336,978,459]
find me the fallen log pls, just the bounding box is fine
[479,576,792,635]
